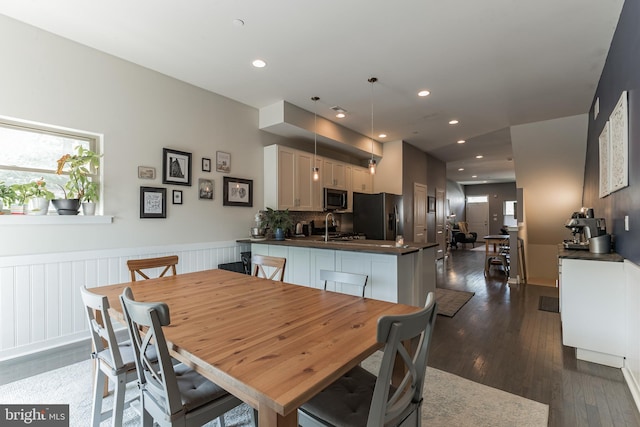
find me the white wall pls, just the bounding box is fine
[511,114,588,285]
[0,15,279,256]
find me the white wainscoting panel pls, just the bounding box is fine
[0,240,250,361]
[623,259,640,413]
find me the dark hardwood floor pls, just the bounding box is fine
[431,248,640,427]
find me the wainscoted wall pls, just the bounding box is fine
[623,259,640,412]
[0,241,250,361]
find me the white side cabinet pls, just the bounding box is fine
[560,257,625,367]
[264,145,319,211]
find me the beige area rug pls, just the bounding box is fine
[0,356,548,427]
[435,287,475,317]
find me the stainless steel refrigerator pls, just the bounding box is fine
[353,192,403,240]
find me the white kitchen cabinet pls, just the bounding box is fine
[351,166,373,194]
[559,256,625,367]
[264,145,319,211]
[323,159,347,189]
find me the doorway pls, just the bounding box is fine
[466,197,489,241]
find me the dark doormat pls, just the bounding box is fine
[538,296,559,313]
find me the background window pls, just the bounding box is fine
[0,117,99,199]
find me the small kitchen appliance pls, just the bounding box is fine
[563,209,608,251]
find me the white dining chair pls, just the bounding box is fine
[298,292,437,427]
[80,286,141,427]
[320,270,368,297]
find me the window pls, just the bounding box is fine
[0,116,100,200]
[467,195,488,203]
[504,200,516,215]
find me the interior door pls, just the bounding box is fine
[466,199,489,241]
[413,183,427,243]
[435,188,445,259]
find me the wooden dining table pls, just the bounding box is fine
[91,269,419,427]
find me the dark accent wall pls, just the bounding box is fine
[464,182,517,235]
[584,0,640,263]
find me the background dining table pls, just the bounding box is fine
[90,268,419,427]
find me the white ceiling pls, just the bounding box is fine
[0,0,624,185]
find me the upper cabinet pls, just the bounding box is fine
[323,159,347,190]
[264,145,322,211]
[264,145,372,212]
[352,166,373,194]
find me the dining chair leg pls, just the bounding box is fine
[219,415,226,427]
[91,365,106,427]
[111,374,126,427]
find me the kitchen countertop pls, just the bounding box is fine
[557,244,624,262]
[237,236,438,256]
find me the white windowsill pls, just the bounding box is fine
[0,214,113,225]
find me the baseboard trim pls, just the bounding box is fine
[622,366,640,415]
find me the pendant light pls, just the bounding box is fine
[311,96,320,181]
[368,77,377,175]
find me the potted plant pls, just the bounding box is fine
[260,207,294,240]
[54,146,101,215]
[81,180,100,216]
[9,183,30,214]
[0,181,16,213]
[25,178,55,215]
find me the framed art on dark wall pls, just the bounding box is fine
[162,148,192,186]
[140,187,167,218]
[223,177,252,207]
[428,196,435,213]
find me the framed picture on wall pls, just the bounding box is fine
[216,151,231,173]
[198,178,214,200]
[428,196,435,213]
[223,176,253,207]
[172,189,183,205]
[140,187,167,218]
[162,148,192,186]
[202,157,211,172]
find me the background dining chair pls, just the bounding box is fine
[80,286,142,427]
[126,255,179,281]
[251,254,286,281]
[298,292,437,427]
[119,287,250,427]
[320,270,368,297]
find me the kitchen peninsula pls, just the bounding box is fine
[244,237,438,307]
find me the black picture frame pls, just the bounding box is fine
[140,187,167,218]
[428,196,435,213]
[162,148,192,186]
[172,189,183,205]
[202,157,211,172]
[223,176,253,207]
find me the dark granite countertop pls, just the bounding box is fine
[557,244,624,262]
[237,236,438,256]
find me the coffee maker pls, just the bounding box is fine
[563,208,607,250]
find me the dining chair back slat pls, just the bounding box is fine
[127,255,179,282]
[320,270,368,297]
[251,254,286,281]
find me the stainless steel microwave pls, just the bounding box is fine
[324,188,347,210]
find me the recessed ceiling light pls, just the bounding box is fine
[475,155,483,159]
[378,133,387,138]
[252,59,266,68]
[457,140,465,144]
[458,168,464,171]
[472,175,478,178]
[449,119,459,125]
[336,113,346,118]
[418,90,430,97]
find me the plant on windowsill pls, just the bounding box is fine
[53,146,101,215]
[25,178,55,215]
[0,181,16,213]
[260,207,294,241]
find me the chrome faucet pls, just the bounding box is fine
[324,212,335,242]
